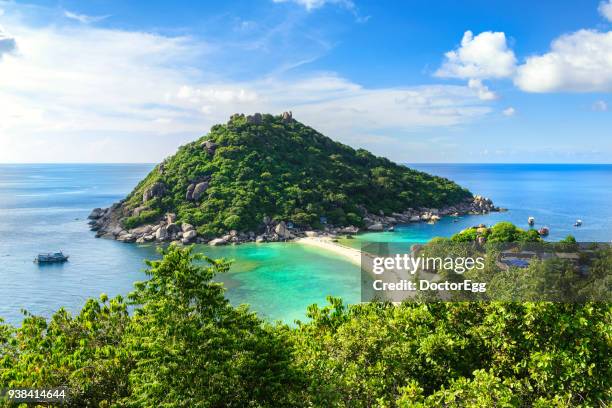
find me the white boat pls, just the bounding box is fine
[528,216,535,226]
[574,219,582,227]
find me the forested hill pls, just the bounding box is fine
[99,112,472,237]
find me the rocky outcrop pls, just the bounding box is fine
[143,182,167,202]
[192,182,209,201]
[246,113,262,124]
[281,111,293,124]
[89,195,501,247]
[201,140,218,155]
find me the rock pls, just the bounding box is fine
[430,215,441,222]
[166,223,180,234]
[421,214,431,221]
[117,233,135,243]
[88,208,104,219]
[155,225,168,241]
[192,182,209,201]
[132,206,148,217]
[340,226,359,234]
[274,221,291,238]
[246,113,262,124]
[143,182,167,202]
[305,231,318,237]
[201,140,218,154]
[209,238,228,246]
[409,215,421,222]
[166,213,176,224]
[367,223,384,231]
[183,230,197,242]
[281,111,293,123]
[129,224,153,235]
[181,238,191,245]
[143,234,155,242]
[263,215,271,225]
[136,237,146,244]
[229,230,238,237]
[186,183,196,200]
[255,235,266,243]
[181,223,194,232]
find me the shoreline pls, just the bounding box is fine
[295,237,365,266]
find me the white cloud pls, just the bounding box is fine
[0,5,493,163]
[592,100,608,111]
[599,0,612,22]
[502,107,516,116]
[64,10,110,24]
[515,30,612,92]
[436,31,517,79]
[468,78,497,100]
[272,0,354,11]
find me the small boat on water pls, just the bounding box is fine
[528,216,535,226]
[34,251,69,264]
[538,227,549,236]
[574,219,582,227]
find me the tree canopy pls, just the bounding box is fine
[1,244,610,407]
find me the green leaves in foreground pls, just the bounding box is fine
[1,246,610,407]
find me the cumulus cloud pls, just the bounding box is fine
[467,79,497,100]
[502,107,516,116]
[436,31,517,80]
[0,26,16,59]
[64,10,110,24]
[272,0,354,11]
[592,100,608,111]
[599,0,612,22]
[514,30,612,92]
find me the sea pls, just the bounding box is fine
[0,163,610,325]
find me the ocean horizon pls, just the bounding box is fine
[1,163,611,325]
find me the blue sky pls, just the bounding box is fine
[0,0,611,163]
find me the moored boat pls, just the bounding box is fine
[528,216,535,226]
[35,251,69,263]
[574,219,582,227]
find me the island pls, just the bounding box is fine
[88,112,499,245]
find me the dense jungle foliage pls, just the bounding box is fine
[121,113,472,236]
[1,241,610,407]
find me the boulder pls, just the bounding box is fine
[88,208,104,219]
[281,111,293,123]
[430,215,441,222]
[367,223,384,231]
[202,140,218,155]
[143,182,167,202]
[166,223,181,235]
[192,182,209,201]
[409,215,421,222]
[143,234,155,242]
[340,226,359,234]
[181,223,194,232]
[274,221,291,238]
[209,238,228,246]
[155,225,168,241]
[246,113,262,124]
[166,213,176,224]
[183,229,197,242]
[255,235,266,243]
[186,183,196,200]
[305,231,318,237]
[132,206,147,217]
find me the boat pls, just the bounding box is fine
[538,227,549,236]
[528,216,535,226]
[574,219,582,227]
[34,251,69,264]
[387,226,395,232]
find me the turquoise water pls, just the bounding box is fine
[0,164,610,325]
[0,164,359,325]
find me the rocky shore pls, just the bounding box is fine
[88,196,502,246]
